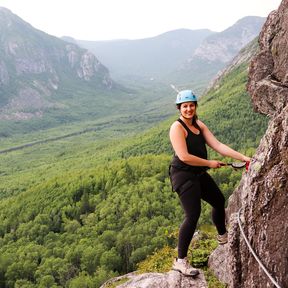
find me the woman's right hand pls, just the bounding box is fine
[208,160,224,169]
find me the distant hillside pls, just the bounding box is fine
[173,16,266,92]
[0,7,266,140]
[0,7,184,138]
[0,38,267,199]
[76,17,265,94]
[198,38,267,150]
[205,37,259,92]
[0,7,119,125]
[76,29,215,82]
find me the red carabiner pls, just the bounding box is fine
[245,161,250,171]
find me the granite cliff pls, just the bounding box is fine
[209,0,288,287]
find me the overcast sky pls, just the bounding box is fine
[0,0,282,41]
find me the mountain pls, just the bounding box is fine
[76,29,215,82]
[76,17,265,93]
[188,16,265,64]
[0,7,182,138]
[0,8,266,137]
[205,36,259,92]
[0,7,115,123]
[172,16,266,92]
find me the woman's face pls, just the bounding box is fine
[180,101,196,119]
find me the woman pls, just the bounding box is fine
[169,90,250,277]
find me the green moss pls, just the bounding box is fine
[137,246,176,273]
[203,268,227,288]
[137,226,226,287]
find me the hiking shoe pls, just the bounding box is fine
[217,232,228,244]
[172,257,199,277]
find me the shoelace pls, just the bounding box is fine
[218,234,227,241]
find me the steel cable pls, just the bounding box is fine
[237,208,282,288]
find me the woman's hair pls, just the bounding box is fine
[176,102,201,130]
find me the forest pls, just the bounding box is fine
[0,59,269,287]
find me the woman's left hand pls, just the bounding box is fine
[242,156,251,171]
[242,156,251,162]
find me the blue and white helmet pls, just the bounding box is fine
[175,90,197,104]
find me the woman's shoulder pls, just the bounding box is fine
[170,120,186,134]
[170,119,181,128]
[196,119,207,130]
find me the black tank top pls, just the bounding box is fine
[171,118,208,173]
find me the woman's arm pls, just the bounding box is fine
[169,121,223,168]
[197,120,251,162]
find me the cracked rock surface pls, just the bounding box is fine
[209,1,288,287]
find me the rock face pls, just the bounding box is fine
[100,271,207,288]
[209,1,288,287]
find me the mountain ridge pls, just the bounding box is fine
[191,16,265,62]
[76,28,215,82]
[0,7,114,121]
[76,16,265,93]
[173,16,265,91]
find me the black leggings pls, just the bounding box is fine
[170,168,226,258]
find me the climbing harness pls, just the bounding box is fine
[237,208,282,288]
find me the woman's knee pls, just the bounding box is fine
[185,208,201,223]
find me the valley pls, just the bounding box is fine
[0,7,270,288]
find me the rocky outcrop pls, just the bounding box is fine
[100,271,207,288]
[190,16,264,64]
[177,16,265,93]
[209,1,288,287]
[206,37,259,92]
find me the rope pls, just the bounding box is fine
[237,208,282,288]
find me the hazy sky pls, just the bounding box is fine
[0,0,283,41]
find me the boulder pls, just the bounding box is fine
[100,270,207,288]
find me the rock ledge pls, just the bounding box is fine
[100,270,207,288]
